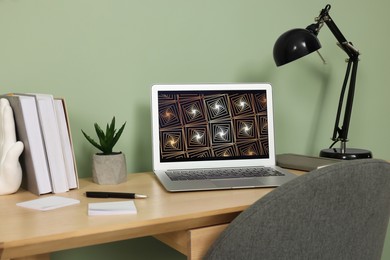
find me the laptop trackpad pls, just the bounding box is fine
[211,179,262,188]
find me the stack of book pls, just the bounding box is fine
[2,93,78,195]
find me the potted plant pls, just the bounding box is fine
[82,117,127,185]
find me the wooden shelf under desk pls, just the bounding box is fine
[0,170,304,260]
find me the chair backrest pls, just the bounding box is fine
[204,159,390,260]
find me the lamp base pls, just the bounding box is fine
[320,148,372,160]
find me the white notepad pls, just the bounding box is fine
[16,196,80,211]
[88,201,138,216]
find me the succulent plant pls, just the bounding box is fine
[81,116,126,155]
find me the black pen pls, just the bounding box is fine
[85,191,148,199]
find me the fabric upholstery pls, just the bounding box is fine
[204,159,390,260]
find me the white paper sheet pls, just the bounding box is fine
[16,196,80,211]
[88,200,137,216]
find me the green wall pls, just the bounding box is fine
[1,1,389,259]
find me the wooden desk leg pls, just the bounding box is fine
[155,231,188,256]
[11,253,50,260]
[155,224,228,260]
[187,224,228,260]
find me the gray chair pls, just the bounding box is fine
[204,159,390,260]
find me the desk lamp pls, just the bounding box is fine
[273,4,372,160]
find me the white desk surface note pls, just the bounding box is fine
[88,200,137,216]
[16,196,80,211]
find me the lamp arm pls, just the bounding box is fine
[318,5,360,148]
[331,59,353,141]
[318,4,360,59]
[331,58,358,146]
[340,57,359,143]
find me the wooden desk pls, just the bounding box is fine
[0,170,303,260]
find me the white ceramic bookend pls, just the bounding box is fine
[0,98,24,195]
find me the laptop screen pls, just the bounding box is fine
[157,89,270,162]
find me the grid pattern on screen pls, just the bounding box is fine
[158,90,270,162]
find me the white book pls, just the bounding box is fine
[31,94,69,193]
[3,94,52,195]
[54,99,78,189]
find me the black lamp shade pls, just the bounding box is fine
[273,28,321,66]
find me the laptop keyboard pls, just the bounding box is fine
[166,167,285,181]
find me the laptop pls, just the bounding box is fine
[151,83,297,192]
